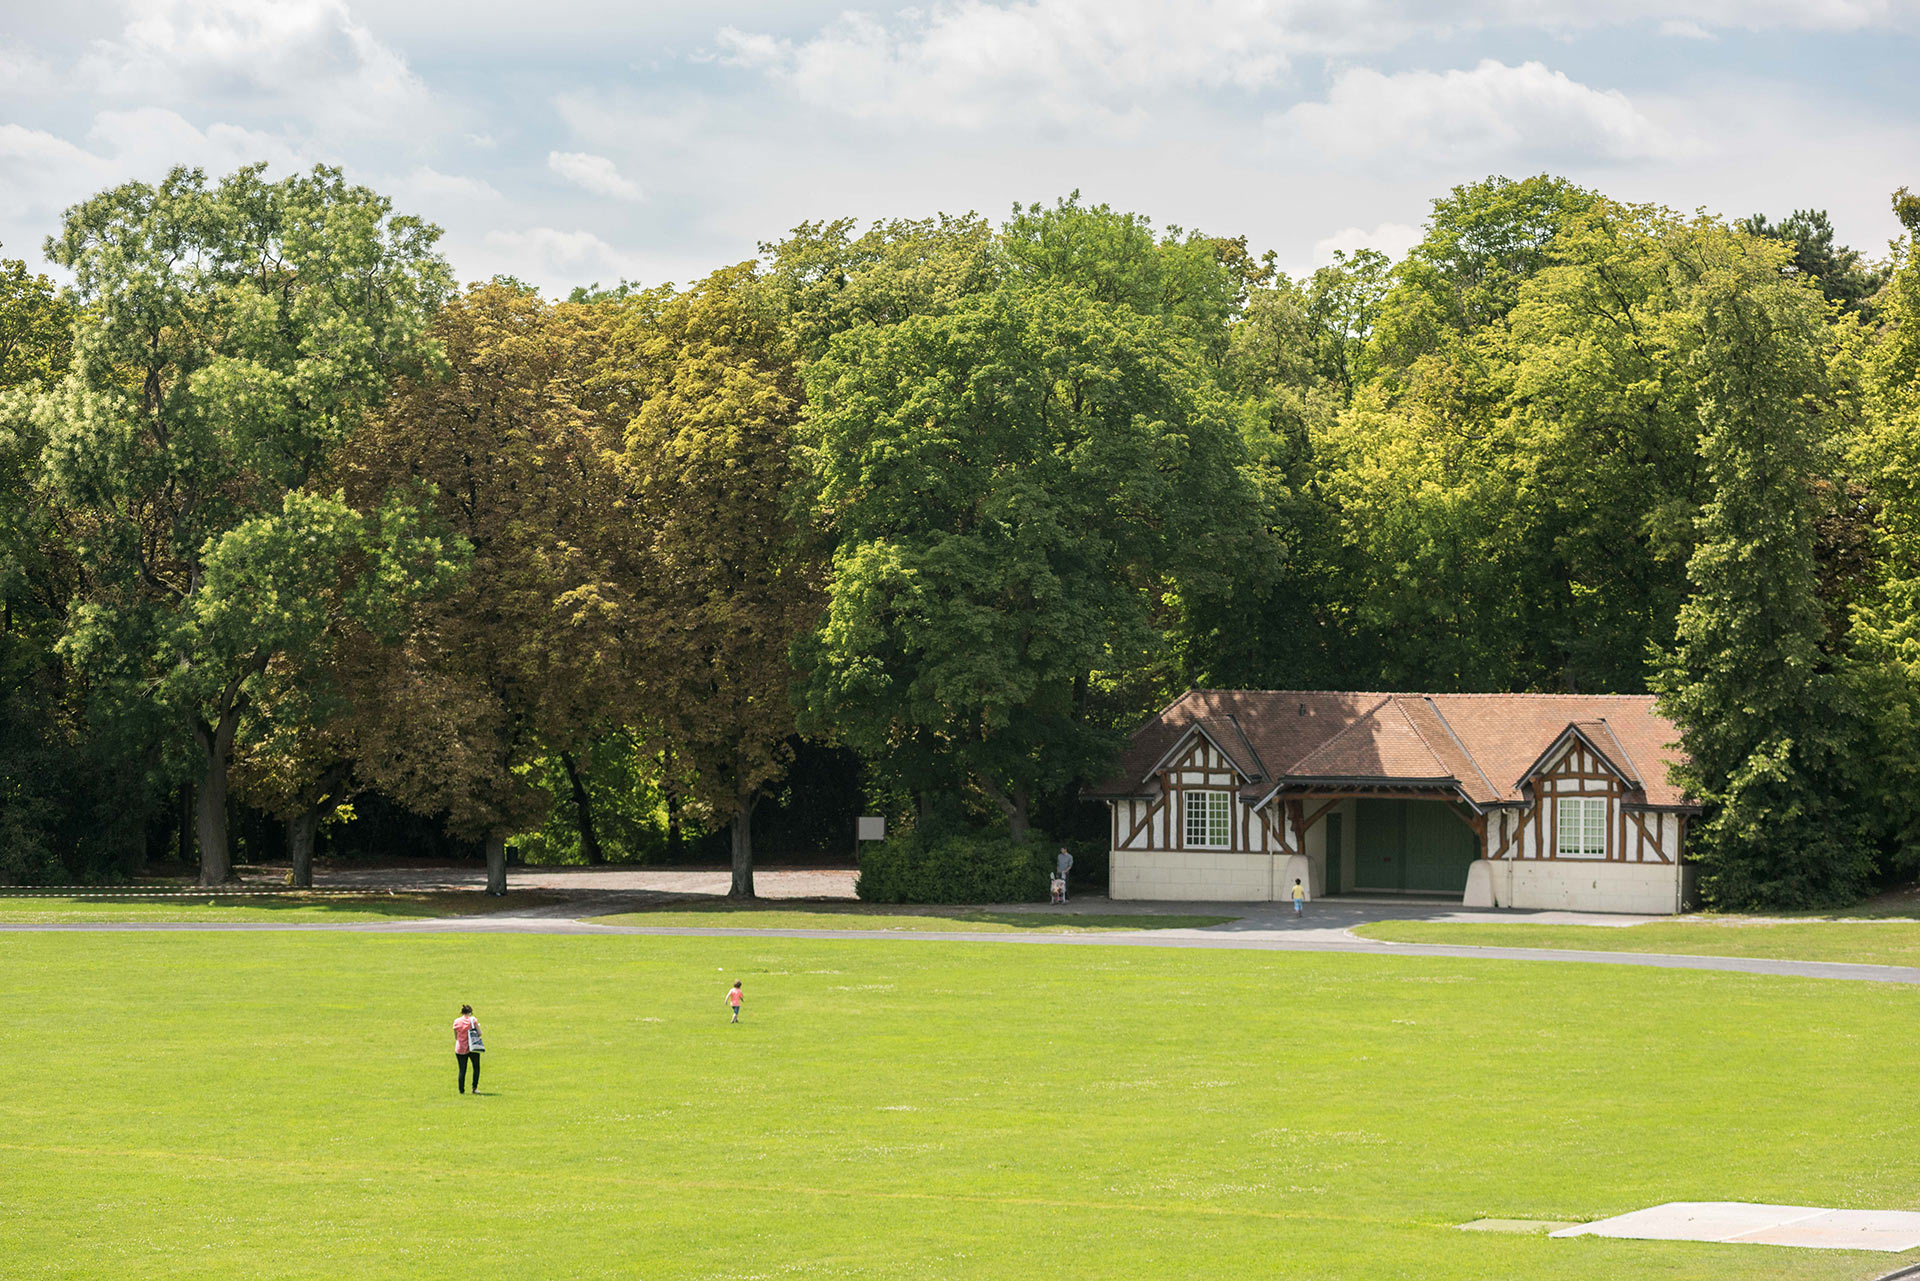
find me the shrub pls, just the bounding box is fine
[856,828,1053,904]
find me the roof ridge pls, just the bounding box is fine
[1590,717,1645,787]
[1386,695,1458,784]
[1220,713,1267,780]
[1421,695,1499,800]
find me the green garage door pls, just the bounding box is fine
[1352,799,1480,894]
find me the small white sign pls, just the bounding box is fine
[856,816,886,842]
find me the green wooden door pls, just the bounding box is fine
[1354,800,1403,890]
[1324,813,1343,896]
[1403,802,1479,892]
[1351,800,1478,893]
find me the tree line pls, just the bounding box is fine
[3,165,1919,908]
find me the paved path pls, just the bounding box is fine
[234,864,863,900]
[8,907,1919,986]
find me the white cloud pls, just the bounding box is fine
[0,109,309,234]
[715,0,1351,131]
[1658,19,1715,38]
[86,107,306,174]
[481,226,638,284]
[713,0,1911,134]
[0,42,58,98]
[1313,221,1422,264]
[1277,60,1677,167]
[0,124,116,226]
[82,0,430,135]
[547,151,643,201]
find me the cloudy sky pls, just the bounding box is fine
[2,0,1915,294]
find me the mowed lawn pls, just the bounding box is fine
[2,933,1917,1280]
[1355,919,1920,968]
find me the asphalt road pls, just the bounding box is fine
[6,913,1918,985]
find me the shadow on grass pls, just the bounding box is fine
[591,902,1238,931]
[0,892,564,921]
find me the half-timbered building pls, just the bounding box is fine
[1087,690,1700,914]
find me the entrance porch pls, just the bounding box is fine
[1292,794,1485,899]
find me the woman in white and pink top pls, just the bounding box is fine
[453,1004,483,1095]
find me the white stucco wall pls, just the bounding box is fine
[1110,850,1312,902]
[1463,858,1685,914]
[1110,850,1277,901]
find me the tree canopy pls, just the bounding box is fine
[5,163,1917,911]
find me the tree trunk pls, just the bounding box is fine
[729,791,756,900]
[191,709,241,886]
[485,832,508,897]
[979,776,1031,841]
[286,807,319,889]
[560,750,605,865]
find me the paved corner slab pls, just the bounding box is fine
[1552,1202,1920,1252]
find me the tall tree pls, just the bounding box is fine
[1735,208,1887,315]
[1652,230,1871,908]
[1848,185,1920,874]
[26,165,451,884]
[342,282,625,894]
[603,264,821,898]
[800,278,1258,836]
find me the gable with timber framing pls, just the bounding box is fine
[1484,729,1685,866]
[1108,727,1292,856]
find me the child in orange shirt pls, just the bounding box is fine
[727,981,743,1023]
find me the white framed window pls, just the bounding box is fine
[1556,796,1608,859]
[1184,790,1232,848]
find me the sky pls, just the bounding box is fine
[1,0,1916,295]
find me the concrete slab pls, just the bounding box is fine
[1552,1203,1920,1252]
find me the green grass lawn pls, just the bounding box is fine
[1353,919,1920,968]
[0,891,560,924]
[591,906,1238,932]
[3,936,1917,1278]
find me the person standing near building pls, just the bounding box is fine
[1055,847,1074,901]
[1290,878,1308,915]
[454,1004,484,1094]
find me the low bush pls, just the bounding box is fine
[856,829,1053,904]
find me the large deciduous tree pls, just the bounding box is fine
[1651,230,1871,908]
[800,278,1258,837]
[1848,186,1920,875]
[342,281,625,894]
[26,165,451,884]
[603,264,821,898]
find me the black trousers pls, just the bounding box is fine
[457,1051,481,1092]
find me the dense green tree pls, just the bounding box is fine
[1652,231,1871,908]
[1372,174,1601,376]
[342,282,625,894]
[1736,208,1887,315]
[800,278,1259,835]
[759,214,997,363]
[22,165,452,884]
[1848,187,1920,873]
[602,263,821,898]
[1001,194,1253,361]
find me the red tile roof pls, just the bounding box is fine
[1089,690,1694,809]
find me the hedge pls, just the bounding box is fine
[855,829,1054,904]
